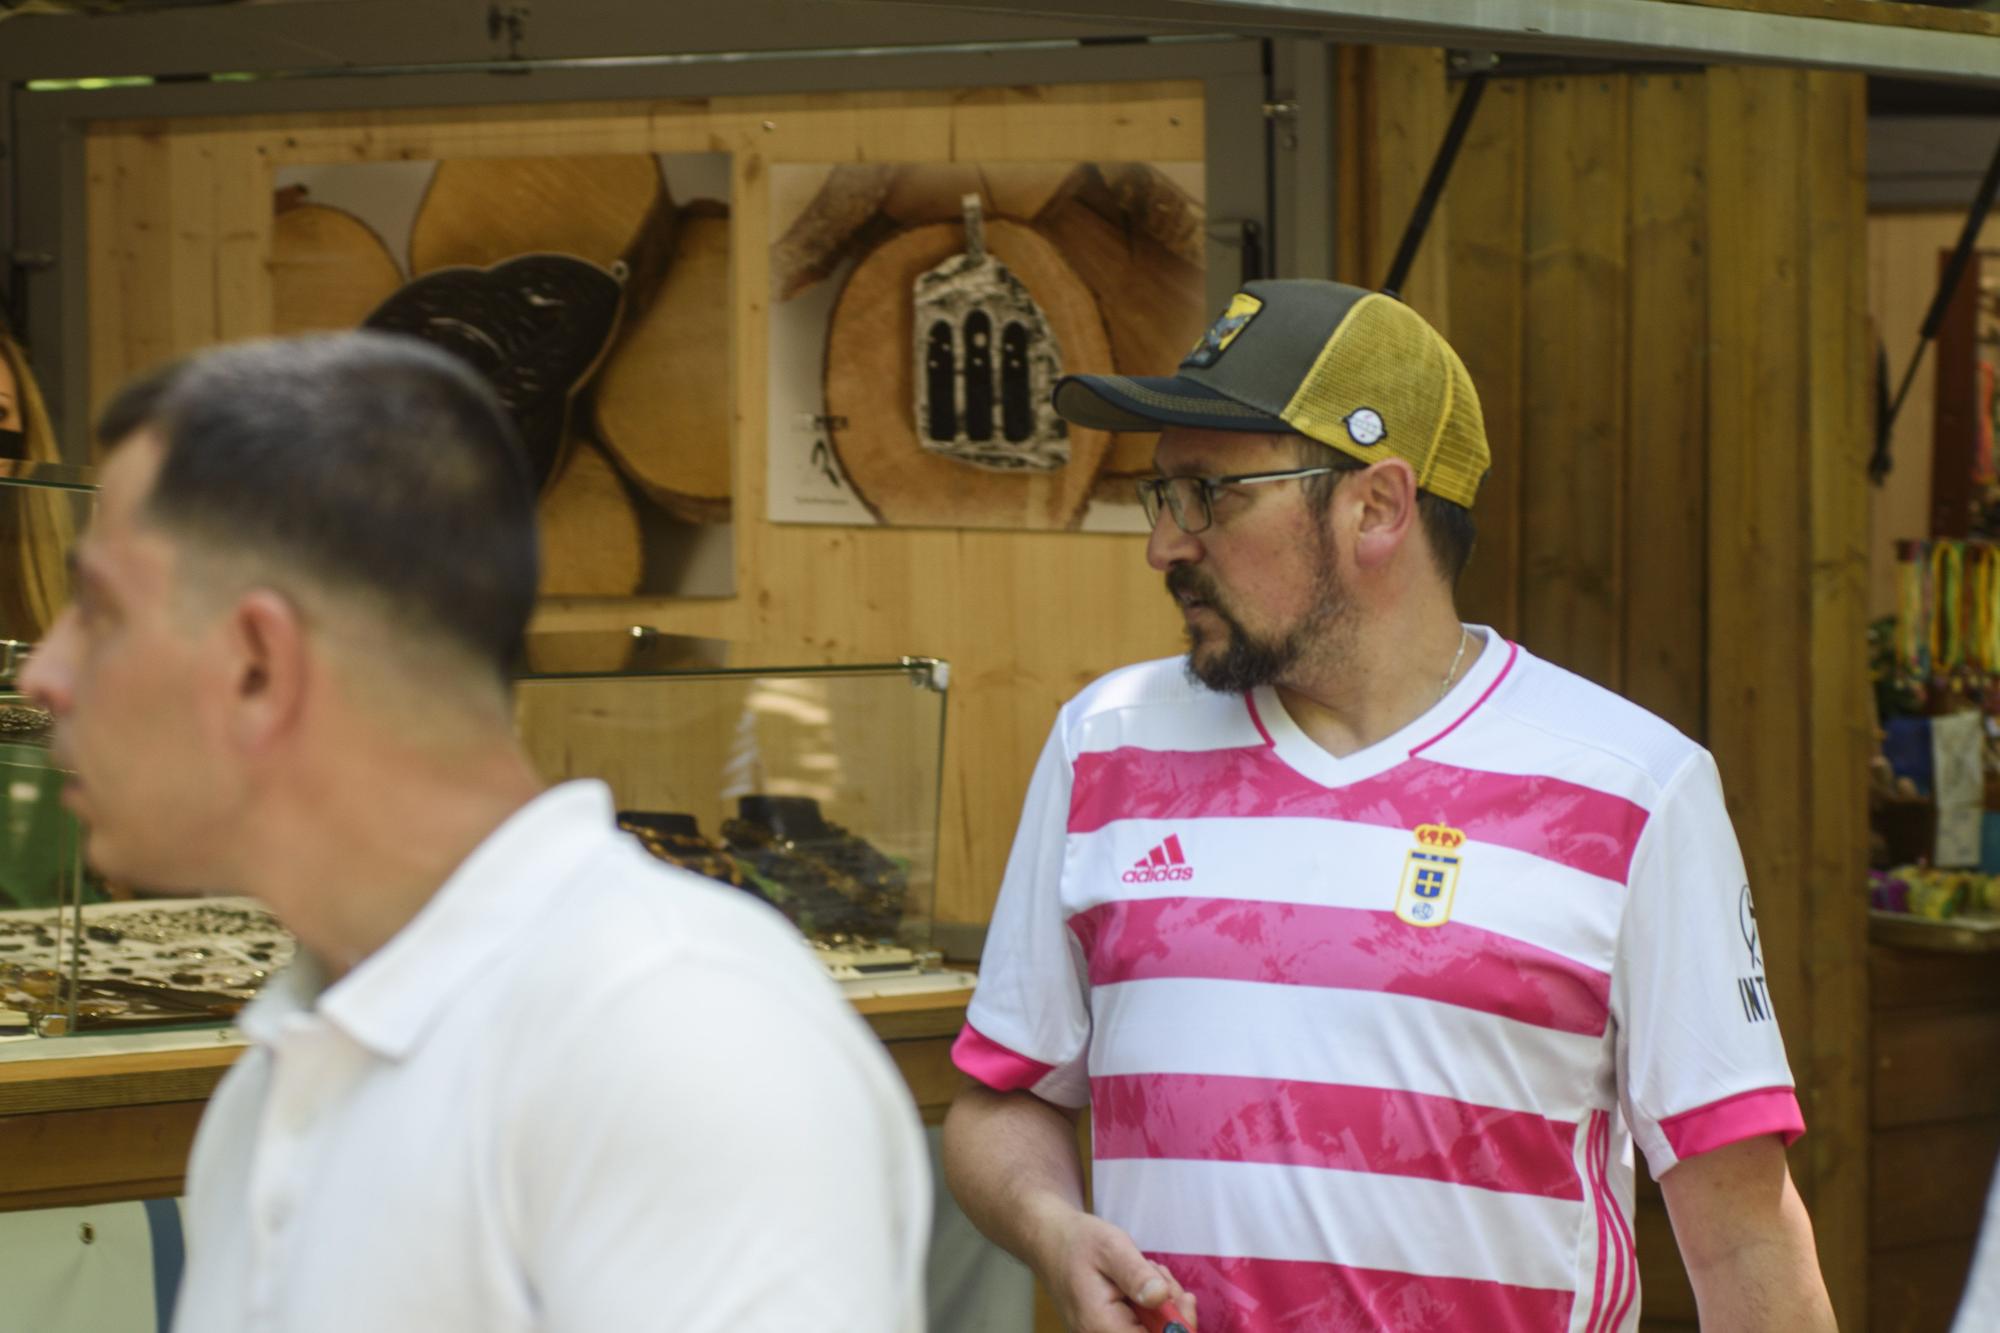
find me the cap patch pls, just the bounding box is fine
[1344,407,1386,447]
[1183,292,1263,369]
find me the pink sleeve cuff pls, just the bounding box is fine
[951,1023,1056,1092]
[1659,1086,1805,1161]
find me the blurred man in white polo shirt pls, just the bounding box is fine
[23,333,929,1333]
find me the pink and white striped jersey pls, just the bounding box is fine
[954,632,1802,1333]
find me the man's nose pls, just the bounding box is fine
[16,614,72,712]
[1145,506,1202,571]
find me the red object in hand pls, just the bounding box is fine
[1137,1299,1193,1333]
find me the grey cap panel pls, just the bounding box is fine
[1179,280,1370,419]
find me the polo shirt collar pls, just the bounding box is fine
[236,780,617,1061]
[235,947,327,1047]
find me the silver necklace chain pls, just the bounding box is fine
[1437,625,1471,703]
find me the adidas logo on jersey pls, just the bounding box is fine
[1123,834,1194,883]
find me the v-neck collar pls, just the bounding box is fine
[1245,625,1514,789]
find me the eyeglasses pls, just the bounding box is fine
[1135,466,1344,534]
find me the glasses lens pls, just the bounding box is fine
[1167,476,1209,533]
[1136,480,1163,527]
[1137,477,1213,532]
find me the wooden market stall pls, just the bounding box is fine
[4,1,1999,1329]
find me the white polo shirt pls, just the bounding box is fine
[174,781,930,1333]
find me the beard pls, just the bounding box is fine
[1167,527,1349,693]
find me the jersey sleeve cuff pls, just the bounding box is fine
[951,1022,1057,1092]
[1658,1085,1805,1161]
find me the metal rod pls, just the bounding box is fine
[1381,72,1488,299]
[1876,129,2000,481]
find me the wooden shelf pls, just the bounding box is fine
[850,985,972,1042]
[1870,909,2000,954]
[0,1043,242,1118]
[0,987,971,1118]
[0,985,975,1210]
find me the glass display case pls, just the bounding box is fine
[516,631,966,995]
[0,461,91,1039]
[2,574,964,1042]
[0,679,83,1035]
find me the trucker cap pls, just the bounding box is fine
[1052,279,1490,509]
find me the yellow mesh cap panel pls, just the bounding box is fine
[1428,340,1490,509]
[1279,294,1490,508]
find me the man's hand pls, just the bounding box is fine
[943,1081,1201,1331]
[1034,1206,1199,1333]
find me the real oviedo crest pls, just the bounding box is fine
[1395,822,1465,928]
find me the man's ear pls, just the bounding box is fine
[1348,458,1421,570]
[224,589,309,753]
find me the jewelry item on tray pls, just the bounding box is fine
[0,704,53,742]
[720,795,908,941]
[0,898,293,1033]
[615,811,757,894]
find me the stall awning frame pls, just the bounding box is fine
[872,0,2000,87]
[0,0,1996,87]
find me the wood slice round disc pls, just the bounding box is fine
[592,202,732,523]
[878,164,1078,228]
[824,220,1113,530]
[770,163,897,301]
[978,164,1082,222]
[538,438,643,597]
[880,164,985,225]
[270,203,402,336]
[410,155,663,275]
[1033,197,1206,481]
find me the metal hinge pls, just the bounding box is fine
[487,3,531,61]
[902,656,949,693]
[1262,98,1300,151]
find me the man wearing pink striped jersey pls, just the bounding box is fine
[942,281,1835,1333]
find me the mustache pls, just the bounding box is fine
[1166,564,1220,606]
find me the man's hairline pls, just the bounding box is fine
[94,426,256,604]
[104,421,511,697]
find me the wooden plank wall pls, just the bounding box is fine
[1799,70,1876,1333]
[1336,46,1453,320]
[1423,70,1713,732]
[1407,64,1873,1331]
[1872,945,2000,1332]
[81,83,1198,936]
